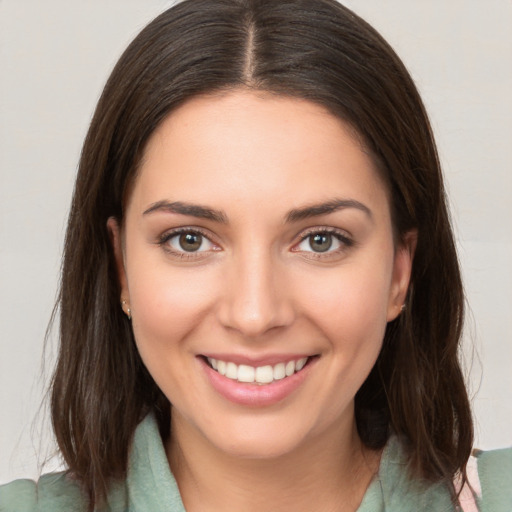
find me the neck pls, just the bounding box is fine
[166,410,381,512]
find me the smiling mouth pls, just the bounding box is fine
[204,356,314,385]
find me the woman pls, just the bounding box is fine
[1,0,510,510]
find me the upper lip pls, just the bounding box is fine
[199,353,316,367]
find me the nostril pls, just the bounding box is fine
[217,296,296,337]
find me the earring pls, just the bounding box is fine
[121,299,132,320]
[400,304,406,313]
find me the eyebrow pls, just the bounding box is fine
[143,200,228,223]
[285,199,372,222]
[142,198,372,224]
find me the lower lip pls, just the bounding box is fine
[200,357,315,407]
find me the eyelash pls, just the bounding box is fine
[293,227,355,258]
[157,227,219,260]
[157,227,354,260]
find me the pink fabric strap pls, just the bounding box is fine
[455,454,482,512]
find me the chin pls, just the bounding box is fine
[214,432,307,460]
[198,412,325,461]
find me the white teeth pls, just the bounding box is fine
[226,362,238,379]
[273,362,286,380]
[237,364,255,383]
[295,357,307,371]
[206,357,310,385]
[255,365,274,384]
[217,360,226,376]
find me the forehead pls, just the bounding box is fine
[129,90,390,219]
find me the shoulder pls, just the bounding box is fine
[0,471,86,512]
[473,446,512,512]
[376,437,455,510]
[0,471,129,512]
[0,479,37,512]
[0,414,165,512]
[0,472,90,512]
[377,437,512,512]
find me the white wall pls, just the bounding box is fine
[1,0,511,483]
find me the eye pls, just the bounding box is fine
[293,229,353,255]
[302,233,336,253]
[160,229,218,255]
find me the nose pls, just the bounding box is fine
[217,248,295,338]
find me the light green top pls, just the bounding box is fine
[1,414,511,511]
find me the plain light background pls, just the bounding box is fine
[1,0,511,484]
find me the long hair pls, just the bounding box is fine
[50,0,472,507]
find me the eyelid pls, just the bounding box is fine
[291,226,355,255]
[295,226,353,244]
[156,225,354,260]
[157,226,221,258]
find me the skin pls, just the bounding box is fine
[109,90,415,511]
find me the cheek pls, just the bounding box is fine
[127,259,218,354]
[126,260,222,407]
[295,256,393,349]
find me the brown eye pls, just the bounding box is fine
[294,229,352,256]
[164,230,215,254]
[179,232,203,252]
[309,233,332,253]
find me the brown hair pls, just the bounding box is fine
[50,0,472,507]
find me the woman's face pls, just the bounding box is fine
[110,90,413,459]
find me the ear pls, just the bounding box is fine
[107,217,129,303]
[387,230,417,322]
